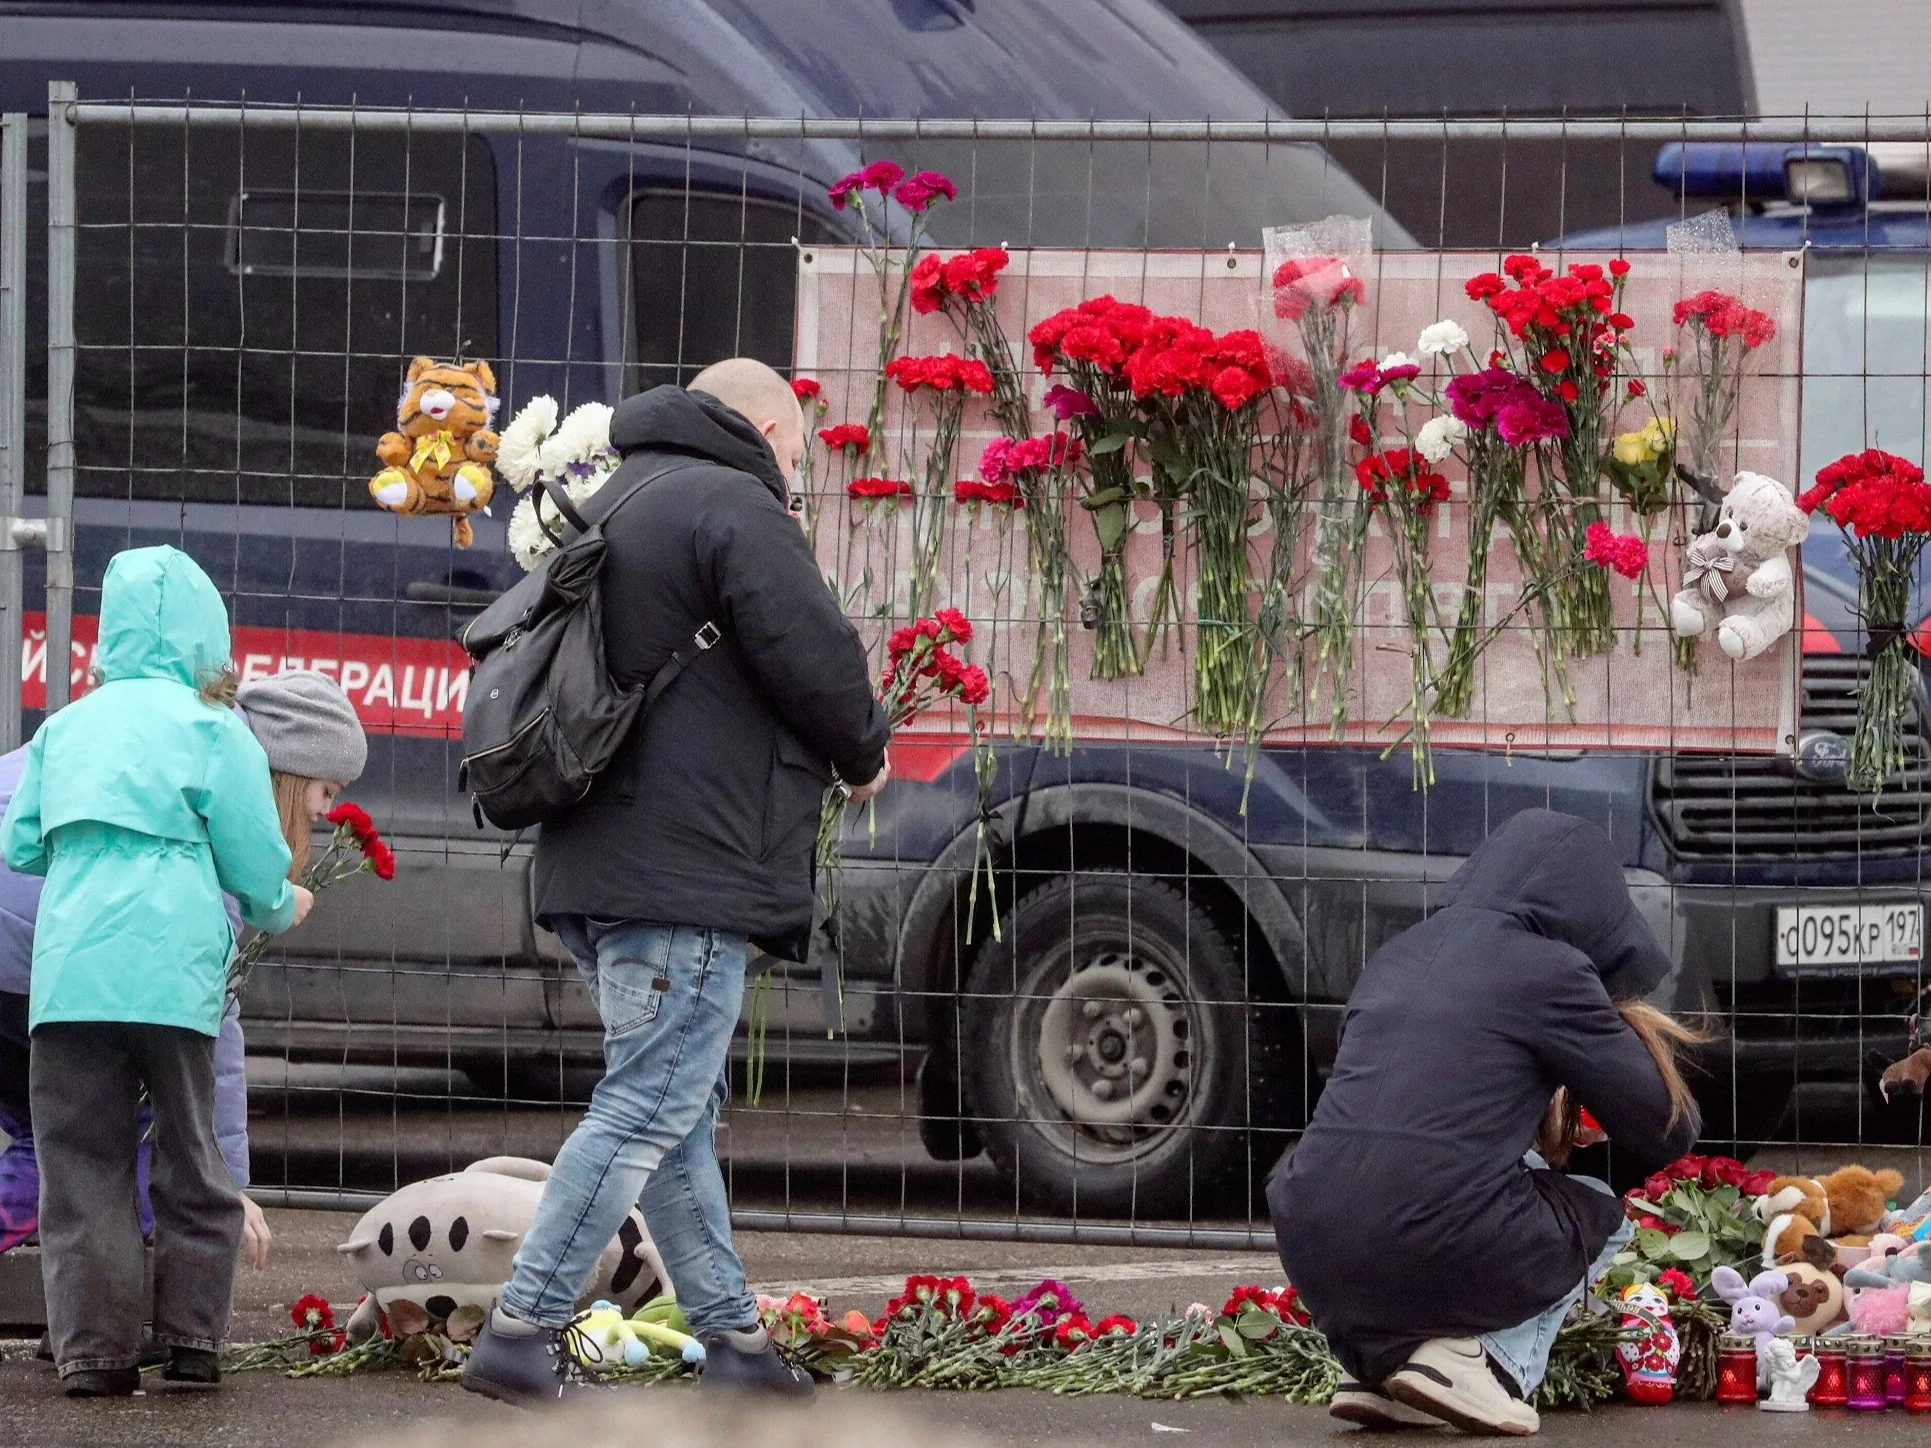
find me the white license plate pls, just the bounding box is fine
[1774,903,1923,970]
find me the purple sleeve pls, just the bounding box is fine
[0,748,41,998]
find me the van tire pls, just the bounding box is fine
[959,871,1301,1217]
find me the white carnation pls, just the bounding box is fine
[1417,319,1469,358]
[496,395,558,494]
[1416,414,1468,464]
[506,495,553,572]
[1378,350,1419,372]
[540,402,615,477]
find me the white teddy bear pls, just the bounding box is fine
[1669,470,1811,661]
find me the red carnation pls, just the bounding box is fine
[818,422,870,452]
[292,1294,335,1333]
[789,377,821,402]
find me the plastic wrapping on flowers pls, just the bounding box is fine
[1262,218,1374,736]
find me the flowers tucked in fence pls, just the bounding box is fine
[1030,296,1160,679]
[886,354,994,616]
[1272,251,1371,732]
[1467,254,1639,667]
[1122,320,1277,729]
[1799,447,1931,792]
[1585,522,1651,580]
[828,159,954,469]
[848,476,913,506]
[820,422,871,453]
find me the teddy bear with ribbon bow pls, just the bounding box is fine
[1669,470,1811,661]
[368,356,500,547]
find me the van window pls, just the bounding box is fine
[44,125,497,508]
[627,190,840,391]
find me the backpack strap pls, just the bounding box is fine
[646,619,722,712]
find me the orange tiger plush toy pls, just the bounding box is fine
[369,356,500,547]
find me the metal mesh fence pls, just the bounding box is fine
[3,89,1929,1247]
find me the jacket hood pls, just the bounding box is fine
[1435,809,1670,999]
[609,385,788,505]
[95,546,232,689]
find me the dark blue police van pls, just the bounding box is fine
[1,5,1920,1215]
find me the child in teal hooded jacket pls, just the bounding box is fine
[1,546,312,1395]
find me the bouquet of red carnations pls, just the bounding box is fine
[1799,448,1931,793]
[1672,288,1776,502]
[816,610,993,913]
[227,802,394,998]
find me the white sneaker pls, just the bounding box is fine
[1386,1339,1540,1437]
[1330,1380,1446,1429]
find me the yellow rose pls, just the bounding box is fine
[1641,417,1675,454]
[1613,431,1651,467]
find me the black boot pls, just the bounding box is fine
[63,1367,140,1398]
[699,1326,814,1398]
[162,1346,220,1384]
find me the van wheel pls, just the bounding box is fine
[959,871,1301,1217]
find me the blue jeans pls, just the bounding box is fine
[1481,1160,1633,1396]
[499,918,757,1335]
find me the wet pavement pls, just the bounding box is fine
[7,1209,1931,1447]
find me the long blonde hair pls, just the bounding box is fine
[270,771,315,880]
[1537,1001,1710,1166]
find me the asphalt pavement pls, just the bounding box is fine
[6,1211,1931,1447]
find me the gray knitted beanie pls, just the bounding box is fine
[235,670,368,784]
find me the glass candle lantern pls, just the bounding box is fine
[1905,1342,1931,1414]
[1847,1336,1890,1411]
[1809,1338,1850,1407]
[1716,1334,1761,1405]
[1886,1338,1910,1406]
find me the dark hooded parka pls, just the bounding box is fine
[531,386,888,964]
[1268,809,1699,1385]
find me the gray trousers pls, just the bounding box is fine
[31,1021,242,1374]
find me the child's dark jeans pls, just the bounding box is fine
[30,1020,242,1375]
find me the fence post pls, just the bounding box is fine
[43,81,76,713]
[0,114,26,749]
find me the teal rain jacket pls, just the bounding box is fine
[1,546,295,1036]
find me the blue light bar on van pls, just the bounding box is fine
[1654,142,1878,205]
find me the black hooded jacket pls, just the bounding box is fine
[1268,810,1699,1385]
[531,386,888,962]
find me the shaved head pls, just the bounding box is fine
[688,358,806,491]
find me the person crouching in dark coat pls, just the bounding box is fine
[1269,809,1702,1436]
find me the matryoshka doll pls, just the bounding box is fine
[1617,1281,1681,1404]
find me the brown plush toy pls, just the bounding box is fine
[369,356,500,547]
[1777,1258,1847,1336]
[1760,1166,1907,1264]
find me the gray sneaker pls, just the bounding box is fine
[460,1313,594,1407]
[699,1326,814,1398]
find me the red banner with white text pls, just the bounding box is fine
[22,613,470,738]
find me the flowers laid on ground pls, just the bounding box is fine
[228,803,394,998]
[1604,1153,1777,1294]
[1800,448,1931,791]
[497,396,621,572]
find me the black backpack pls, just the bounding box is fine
[458,464,717,831]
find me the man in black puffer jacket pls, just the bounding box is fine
[464,360,888,1405]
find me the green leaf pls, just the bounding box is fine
[1089,433,1130,456]
[1669,1230,1711,1261]
[1636,1229,1676,1261]
[1080,487,1127,510]
[1216,1322,1248,1358]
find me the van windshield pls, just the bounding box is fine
[905,137,1410,251]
